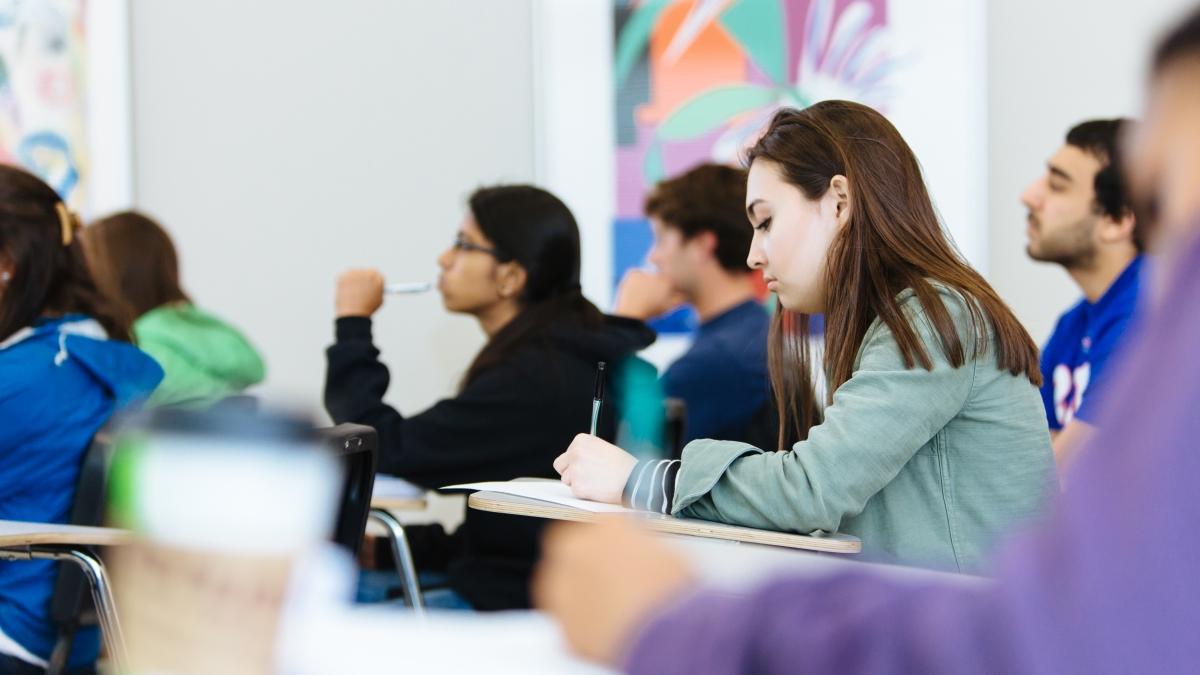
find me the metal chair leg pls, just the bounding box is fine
[57,548,126,669]
[368,508,425,615]
[0,547,127,670]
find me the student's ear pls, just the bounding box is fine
[496,261,528,300]
[829,175,852,227]
[689,231,718,259]
[1098,208,1138,246]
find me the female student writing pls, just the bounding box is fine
[555,101,1056,571]
[0,166,162,672]
[82,211,266,409]
[324,185,654,609]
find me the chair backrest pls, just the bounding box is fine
[45,429,113,672]
[209,394,260,413]
[737,400,780,451]
[663,398,687,460]
[318,424,378,555]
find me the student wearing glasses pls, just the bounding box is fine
[324,185,655,611]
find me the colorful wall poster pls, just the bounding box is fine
[0,0,89,206]
[0,0,131,214]
[612,0,894,334]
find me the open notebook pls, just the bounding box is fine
[442,480,630,513]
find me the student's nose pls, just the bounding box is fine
[437,248,453,270]
[746,231,766,270]
[1020,178,1043,212]
[646,242,663,268]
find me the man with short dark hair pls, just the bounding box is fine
[614,163,770,445]
[1021,118,1144,470]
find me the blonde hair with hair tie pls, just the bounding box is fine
[55,202,79,247]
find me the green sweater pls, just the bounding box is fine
[135,303,266,408]
[673,285,1056,572]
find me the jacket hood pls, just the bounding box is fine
[1,315,163,409]
[541,314,656,364]
[135,304,266,385]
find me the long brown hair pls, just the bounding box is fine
[81,210,190,320]
[0,164,131,342]
[747,101,1040,448]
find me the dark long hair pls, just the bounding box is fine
[0,164,131,342]
[81,210,191,319]
[460,185,604,387]
[746,102,1040,448]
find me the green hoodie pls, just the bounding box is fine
[135,303,266,408]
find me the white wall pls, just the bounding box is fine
[986,0,1193,343]
[129,0,535,417]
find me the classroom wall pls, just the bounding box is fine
[985,0,1194,343]
[129,0,536,417]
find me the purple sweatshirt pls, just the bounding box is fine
[625,227,1198,675]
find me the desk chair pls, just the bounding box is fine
[209,394,260,413]
[28,430,124,674]
[319,424,377,555]
[319,425,424,614]
[738,400,781,452]
[663,398,687,460]
[663,399,779,460]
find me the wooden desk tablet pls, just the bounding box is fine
[467,491,861,554]
[0,520,132,548]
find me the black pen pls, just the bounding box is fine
[589,361,606,436]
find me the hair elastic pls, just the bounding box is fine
[55,202,79,247]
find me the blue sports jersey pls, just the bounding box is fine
[1039,256,1145,430]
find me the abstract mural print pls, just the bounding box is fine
[612,0,895,334]
[0,0,89,207]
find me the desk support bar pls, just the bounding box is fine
[0,547,127,671]
[368,509,425,615]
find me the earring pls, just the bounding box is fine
[0,271,9,283]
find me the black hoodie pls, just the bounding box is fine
[324,313,656,609]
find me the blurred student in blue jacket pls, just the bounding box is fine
[0,165,162,673]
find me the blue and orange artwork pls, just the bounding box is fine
[0,0,89,208]
[613,0,893,333]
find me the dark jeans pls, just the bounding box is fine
[356,569,474,611]
[0,652,95,674]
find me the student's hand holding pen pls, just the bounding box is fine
[554,433,638,504]
[336,268,386,318]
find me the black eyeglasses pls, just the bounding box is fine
[452,234,509,260]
